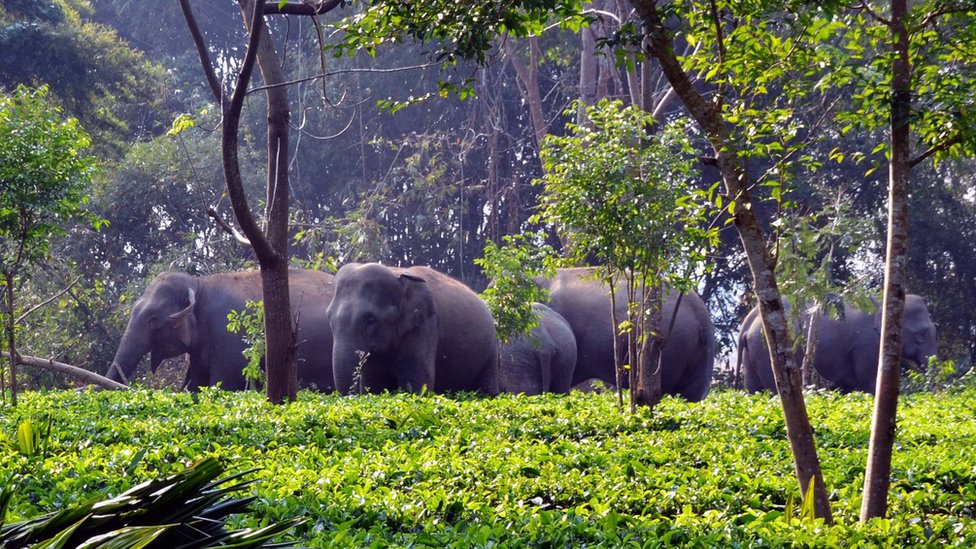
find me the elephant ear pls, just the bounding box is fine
[398,273,435,336]
[169,287,197,349]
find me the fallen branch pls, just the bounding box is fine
[1,352,129,390]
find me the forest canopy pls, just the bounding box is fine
[0,0,972,387]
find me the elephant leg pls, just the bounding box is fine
[742,348,765,393]
[395,357,434,393]
[675,359,712,402]
[473,356,499,396]
[183,356,209,392]
[538,349,554,393]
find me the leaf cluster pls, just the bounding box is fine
[831,3,976,162]
[536,100,719,292]
[476,232,555,343]
[226,300,267,392]
[330,0,586,68]
[0,85,101,277]
[0,455,303,548]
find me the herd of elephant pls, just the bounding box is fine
[105,264,938,399]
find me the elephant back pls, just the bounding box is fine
[196,269,335,391]
[544,267,715,401]
[392,266,498,393]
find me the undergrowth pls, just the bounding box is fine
[2,387,974,547]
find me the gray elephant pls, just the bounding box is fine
[738,294,938,394]
[538,267,716,401]
[106,269,335,391]
[498,303,577,395]
[326,263,498,395]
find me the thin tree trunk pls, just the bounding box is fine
[505,37,548,174]
[630,0,832,522]
[608,276,625,409]
[579,25,597,122]
[3,274,16,406]
[634,279,663,408]
[861,0,911,521]
[238,0,297,403]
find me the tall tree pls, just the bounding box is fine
[179,0,340,403]
[842,0,976,520]
[626,1,836,520]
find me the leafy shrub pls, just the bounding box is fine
[226,300,265,391]
[1,388,974,546]
[0,456,303,547]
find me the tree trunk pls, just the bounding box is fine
[180,1,344,404]
[3,274,16,406]
[630,0,832,522]
[505,36,548,173]
[633,279,663,408]
[861,0,911,521]
[579,24,597,122]
[237,0,297,403]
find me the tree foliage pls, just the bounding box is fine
[0,0,168,157]
[0,84,100,405]
[535,100,718,408]
[476,232,555,344]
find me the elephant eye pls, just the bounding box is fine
[148,316,161,330]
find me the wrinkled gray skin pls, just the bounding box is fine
[738,294,938,394]
[537,267,716,401]
[498,303,577,395]
[106,269,335,391]
[326,263,498,395]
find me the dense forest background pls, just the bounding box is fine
[2,0,974,388]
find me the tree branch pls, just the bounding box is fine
[221,0,279,264]
[178,0,223,103]
[855,1,891,26]
[263,0,342,16]
[2,352,129,390]
[16,276,81,324]
[207,206,252,245]
[909,134,962,168]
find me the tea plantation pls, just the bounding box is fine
[2,386,975,547]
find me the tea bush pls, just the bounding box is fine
[2,387,974,546]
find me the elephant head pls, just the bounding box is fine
[107,272,199,385]
[900,294,938,367]
[326,263,436,393]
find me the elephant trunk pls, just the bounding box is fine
[332,342,365,395]
[107,328,148,385]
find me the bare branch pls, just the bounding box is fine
[16,276,81,324]
[207,206,252,245]
[178,0,224,103]
[2,352,129,390]
[244,63,441,96]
